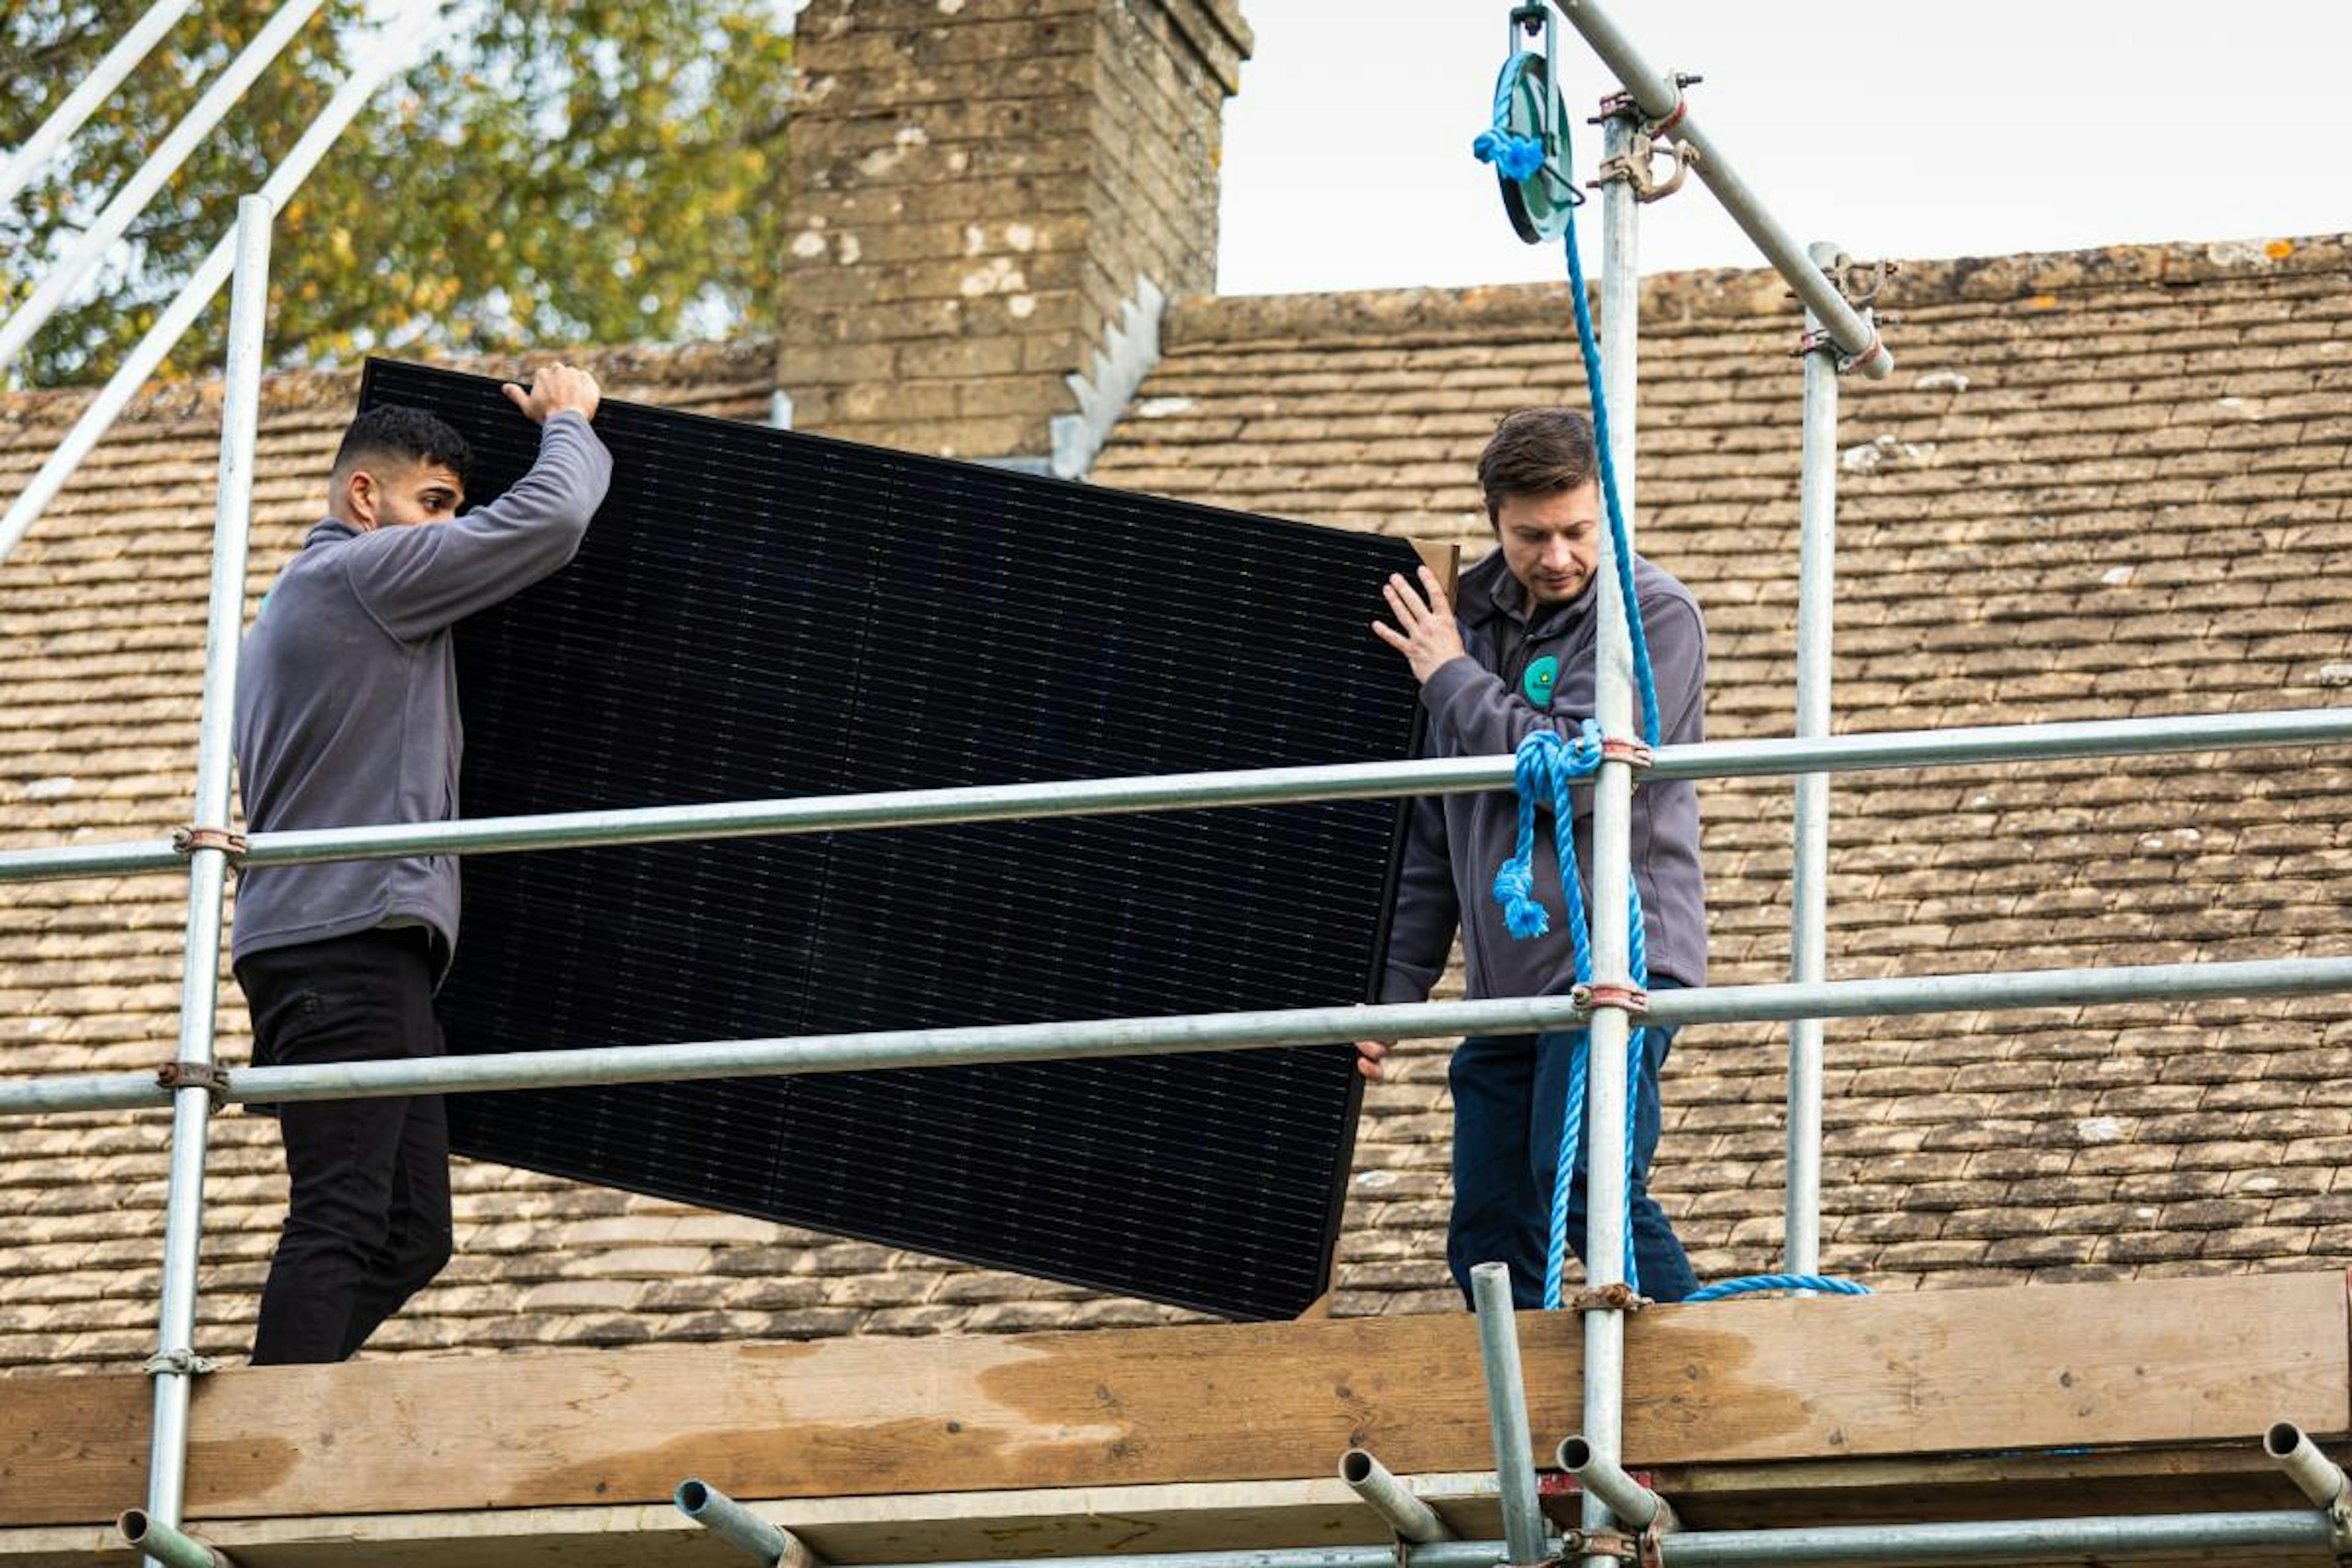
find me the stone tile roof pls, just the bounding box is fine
[5,235,2350,1374]
[1095,234,2352,1308]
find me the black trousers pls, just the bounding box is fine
[235,927,453,1364]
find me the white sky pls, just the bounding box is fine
[1216,1,2352,296]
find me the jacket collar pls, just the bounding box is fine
[1457,548,1602,638]
[304,517,360,548]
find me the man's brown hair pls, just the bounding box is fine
[1476,407,1597,524]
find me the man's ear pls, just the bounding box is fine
[344,468,379,530]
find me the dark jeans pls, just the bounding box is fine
[1447,999,1699,1308]
[235,927,453,1363]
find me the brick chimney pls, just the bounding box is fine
[777,0,1251,474]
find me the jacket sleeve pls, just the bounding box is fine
[1378,778,1461,1005]
[1419,592,1706,759]
[344,412,614,642]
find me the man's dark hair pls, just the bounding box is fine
[1476,407,1597,524]
[331,404,473,488]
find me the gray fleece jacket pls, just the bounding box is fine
[1381,547,1708,1005]
[230,411,612,974]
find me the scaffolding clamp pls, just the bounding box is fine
[1599,737,1653,768]
[1572,982,1649,1017]
[141,1347,220,1378]
[1559,1526,1638,1563]
[1566,1281,1648,1314]
[1795,317,1888,378]
[157,1061,231,1107]
[172,824,247,862]
[1588,129,1699,205]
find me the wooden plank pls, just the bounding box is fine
[0,1272,2342,1529]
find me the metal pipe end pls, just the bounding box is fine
[1556,1434,1594,1472]
[2266,1422,2306,1460]
[1340,1449,1376,1485]
[676,1478,714,1515]
[118,1510,154,1543]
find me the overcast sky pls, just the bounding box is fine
[1217,1,2352,296]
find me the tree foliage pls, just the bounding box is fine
[1,0,793,386]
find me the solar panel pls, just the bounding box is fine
[355,358,1433,1319]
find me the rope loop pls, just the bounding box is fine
[1683,1275,1875,1303]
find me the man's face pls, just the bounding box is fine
[1494,480,1600,607]
[341,459,465,530]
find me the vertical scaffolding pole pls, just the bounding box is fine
[141,194,271,1563]
[1579,107,1642,1568]
[1471,1264,1550,1564]
[1784,241,1842,1278]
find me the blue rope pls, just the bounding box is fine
[1560,210,1659,748]
[1684,1275,1875,1303]
[1541,1030,1588,1309]
[1479,53,1871,1312]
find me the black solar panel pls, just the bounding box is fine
[356,358,1432,1319]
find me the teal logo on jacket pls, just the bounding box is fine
[1521,655,1559,707]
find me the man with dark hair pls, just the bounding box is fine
[1364,406,1706,1307]
[232,364,611,1363]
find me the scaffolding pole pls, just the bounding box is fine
[138,194,270,1568]
[1578,104,1643,1568]
[0,0,325,377]
[1784,239,1844,1280]
[0,0,205,212]
[1551,0,1889,378]
[0,0,438,565]
[1469,1263,1548,1564]
[9,704,2348,888]
[774,1510,2331,1568]
[1340,1450,1454,1544]
[676,1480,823,1568]
[116,1510,234,1568]
[6,953,2351,1118]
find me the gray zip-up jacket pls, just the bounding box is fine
[1381,547,1707,1005]
[230,411,612,974]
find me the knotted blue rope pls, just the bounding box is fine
[1479,58,1868,1311]
[1491,723,1602,941]
[1472,58,1547,181]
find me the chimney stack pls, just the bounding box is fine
[777,0,1251,475]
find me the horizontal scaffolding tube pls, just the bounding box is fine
[676,1479,820,1568]
[1555,1436,1666,1531]
[1340,1450,1453,1544]
[830,1513,2331,1568]
[4,706,2348,887]
[1655,1510,2331,1566]
[5,954,2347,1118]
[859,1544,1547,1568]
[116,1510,231,1568]
[1553,0,1890,376]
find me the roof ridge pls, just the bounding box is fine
[0,336,781,435]
[1162,233,2352,350]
